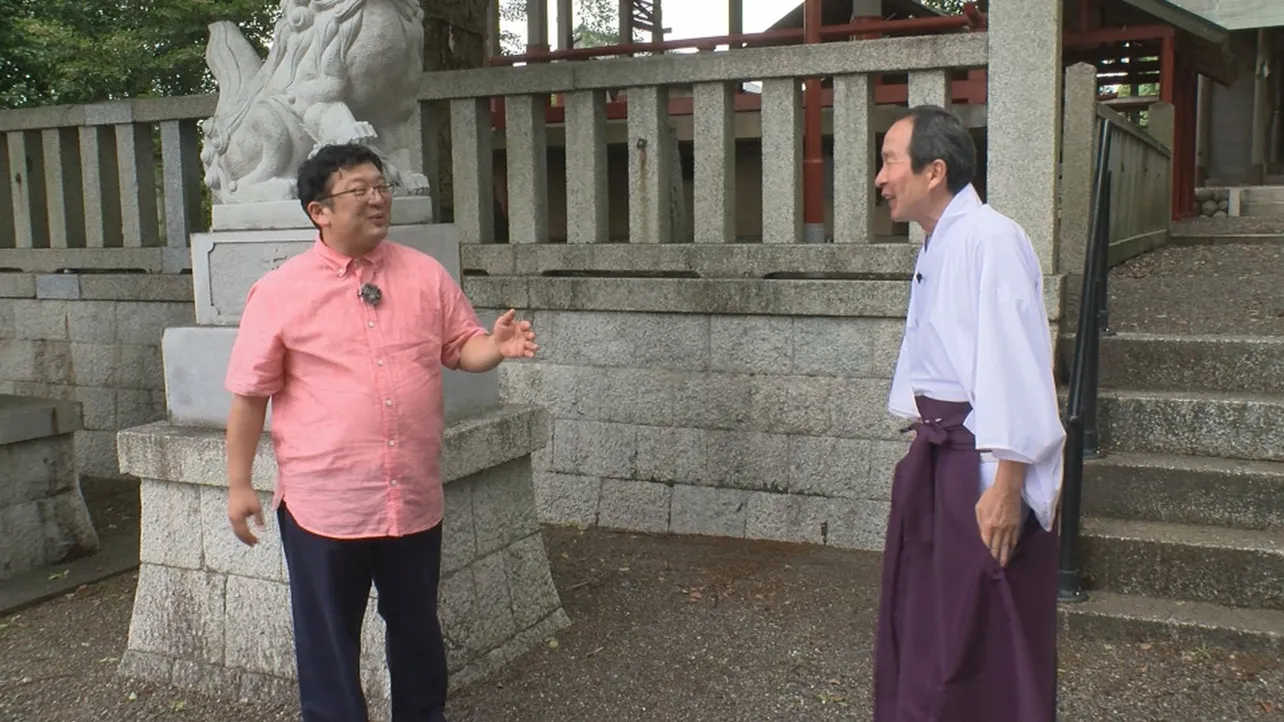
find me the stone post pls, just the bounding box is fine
[986,0,1064,276]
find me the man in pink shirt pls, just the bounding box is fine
[223,143,537,722]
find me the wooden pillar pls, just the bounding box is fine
[526,0,549,53]
[556,0,573,50]
[802,0,824,242]
[618,0,634,47]
[1250,28,1272,184]
[1195,74,1211,185]
[728,0,743,47]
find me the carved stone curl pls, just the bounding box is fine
[200,0,431,204]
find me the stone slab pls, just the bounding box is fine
[0,394,83,445]
[117,405,550,492]
[210,196,435,231]
[161,325,500,430]
[190,223,464,326]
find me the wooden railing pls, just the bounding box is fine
[1096,104,1172,265]
[1059,62,1173,279]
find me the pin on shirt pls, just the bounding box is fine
[358,283,382,307]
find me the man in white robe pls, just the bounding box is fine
[870,104,1065,722]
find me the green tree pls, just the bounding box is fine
[0,0,278,109]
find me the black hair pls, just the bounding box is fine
[904,104,976,194]
[296,143,386,214]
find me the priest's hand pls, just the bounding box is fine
[976,460,1026,567]
[491,308,538,358]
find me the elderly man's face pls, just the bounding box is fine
[875,117,942,225]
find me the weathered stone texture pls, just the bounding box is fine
[117,406,568,705]
[0,273,194,477]
[0,396,99,580]
[483,308,911,552]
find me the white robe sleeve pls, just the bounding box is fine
[887,277,919,420]
[887,320,918,420]
[969,222,1066,530]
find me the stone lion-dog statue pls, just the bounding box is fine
[200,0,431,204]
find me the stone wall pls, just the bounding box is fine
[463,263,1064,551]
[115,406,567,714]
[0,272,193,478]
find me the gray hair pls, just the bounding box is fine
[904,104,976,194]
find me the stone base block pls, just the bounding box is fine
[161,326,500,429]
[115,406,567,710]
[191,221,464,326]
[0,395,99,581]
[211,197,434,232]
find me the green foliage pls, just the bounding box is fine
[920,0,971,14]
[498,0,622,55]
[0,0,278,109]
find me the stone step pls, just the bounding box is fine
[1078,517,1284,611]
[1242,185,1284,203]
[1243,201,1284,219]
[1081,452,1284,530]
[1058,590,1284,657]
[1096,389,1284,462]
[1077,332,1284,394]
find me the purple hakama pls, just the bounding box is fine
[873,396,1059,722]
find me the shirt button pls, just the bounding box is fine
[367,321,375,328]
[376,359,384,366]
[388,440,396,447]
[390,479,398,486]
[385,399,393,406]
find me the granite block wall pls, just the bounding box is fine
[0,272,193,478]
[490,309,912,552]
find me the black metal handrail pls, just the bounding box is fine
[1057,115,1115,603]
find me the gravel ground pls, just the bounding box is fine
[2,528,1281,722]
[1108,242,1284,336]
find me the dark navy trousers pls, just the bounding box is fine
[278,503,448,722]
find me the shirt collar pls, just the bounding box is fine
[311,234,389,277]
[925,183,982,247]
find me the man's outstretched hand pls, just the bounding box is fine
[491,308,538,359]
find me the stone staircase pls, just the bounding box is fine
[1057,242,1284,657]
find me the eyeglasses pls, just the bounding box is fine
[321,184,397,202]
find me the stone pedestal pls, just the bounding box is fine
[0,395,99,580]
[115,198,566,714]
[116,406,566,712]
[165,198,499,426]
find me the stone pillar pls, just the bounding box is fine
[1058,64,1098,287]
[986,0,1063,275]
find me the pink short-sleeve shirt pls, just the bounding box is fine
[225,237,487,540]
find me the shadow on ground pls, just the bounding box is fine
[2,520,1282,722]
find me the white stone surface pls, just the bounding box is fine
[162,325,501,429]
[199,1,430,203]
[211,197,434,231]
[191,222,466,327]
